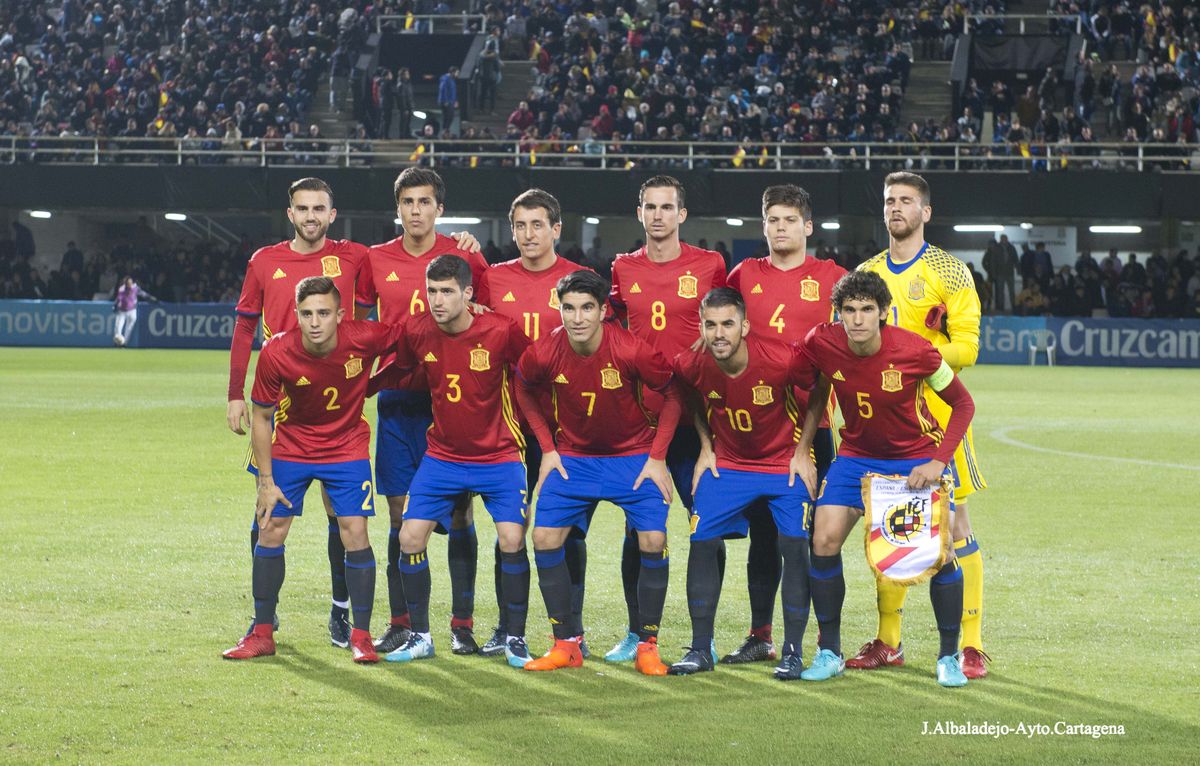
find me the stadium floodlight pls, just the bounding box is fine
[820,222,840,230]
[164,213,187,222]
[953,224,1003,232]
[1089,225,1142,234]
[725,218,744,226]
[1019,222,1034,230]
[412,110,427,119]
[29,210,52,219]
[438,217,482,225]
[585,217,600,224]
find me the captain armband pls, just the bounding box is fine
[926,360,954,392]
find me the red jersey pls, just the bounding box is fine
[609,242,727,357]
[801,323,945,460]
[235,238,369,339]
[516,324,676,459]
[728,254,846,425]
[393,311,531,464]
[673,336,816,473]
[359,234,489,325]
[476,254,589,341]
[250,320,403,463]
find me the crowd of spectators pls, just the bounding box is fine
[974,236,1200,319]
[0,1,378,155]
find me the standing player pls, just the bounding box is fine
[474,189,592,658]
[855,172,989,679]
[223,277,401,663]
[515,270,679,675]
[718,184,846,665]
[605,175,726,662]
[357,167,490,656]
[380,255,535,668]
[795,270,974,687]
[666,288,816,679]
[226,177,370,648]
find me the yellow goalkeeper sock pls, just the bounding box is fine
[956,535,983,649]
[875,577,908,648]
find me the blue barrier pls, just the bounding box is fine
[980,316,1200,367]
[0,300,246,349]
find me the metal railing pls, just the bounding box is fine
[962,13,1083,35]
[375,13,487,34]
[2,135,1195,173]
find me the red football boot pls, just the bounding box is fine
[223,627,276,660]
[845,639,905,670]
[960,647,991,679]
[350,629,379,664]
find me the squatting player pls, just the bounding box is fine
[856,172,989,679]
[795,270,975,688]
[379,255,535,669]
[474,189,593,658]
[227,177,369,647]
[223,276,402,664]
[357,167,489,656]
[667,288,816,680]
[515,270,680,676]
[606,175,726,662]
[719,184,846,664]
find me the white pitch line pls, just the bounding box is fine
[989,426,1200,472]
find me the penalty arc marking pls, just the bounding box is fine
[989,426,1200,472]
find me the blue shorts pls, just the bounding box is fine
[666,424,700,511]
[817,456,958,510]
[535,454,670,535]
[406,456,527,528]
[267,459,375,518]
[375,389,433,497]
[692,469,812,541]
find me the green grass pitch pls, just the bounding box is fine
[1,348,1197,764]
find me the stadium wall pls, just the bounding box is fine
[3,300,1197,367]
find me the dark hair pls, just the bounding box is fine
[394,166,446,206]
[426,254,472,289]
[761,184,813,220]
[639,175,686,208]
[883,171,930,206]
[288,177,333,206]
[699,286,745,320]
[510,188,562,226]
[831,271,892,318]
[555,269,608,305]
[296,275,341,305]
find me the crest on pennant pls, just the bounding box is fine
[344,357,363,378]
[548,288,561,309]
[881,367,902,392]
[600,365,622,389]
[800,278,820,302]
[321,255,342,278]
[677,273,698,299]
[751,383,774,405]
[908,277,925,300]
[469,347,491,371]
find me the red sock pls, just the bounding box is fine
[450,616,474,631]
[391,614,411,628]
[751,624,773,642]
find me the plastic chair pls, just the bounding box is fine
[1028,328,1056,366]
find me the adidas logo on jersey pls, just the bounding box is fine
[629,283,642,294]
[385,271,400,282]
[554,373,569,384]
[296,376,311,386]
[707,390,721,399]
[272,268,287,279]
[502,292,517,302]
[751,284,763,294]
[423,352,438,362]
[832,370,845,381]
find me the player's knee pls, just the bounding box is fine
[495,524,526,553]
[811,530,842,557]
[531,526,566,550]
[637,530,666,555]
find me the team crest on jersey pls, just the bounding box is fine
[800,278,820,302]
[881,366,902,392]
[600,365,622,389]
[677,273,698,299]
[322,256,342,278]
[752,383,774,405]
[548,288,561,309]
[469,346,491,371]
[344,357,363,378]
[908,277,925,300]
